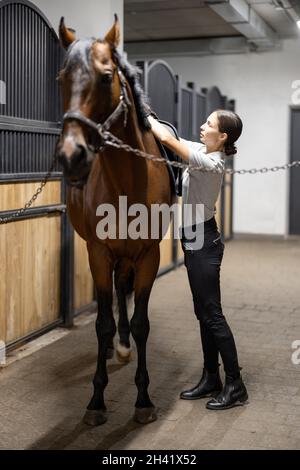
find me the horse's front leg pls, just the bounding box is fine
[131,243,160,424]
[83,242,115,426]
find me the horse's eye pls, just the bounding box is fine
[101,72,113,84]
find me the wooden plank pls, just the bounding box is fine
[0,181,61,212]
[176,196,184,263]
[159,221,173,269]
[0,231,7,346]
[215,190,222,231]
[0,215,61,344]
[224,182,232,239]
[177,236,184,262]
[74,232,94,310]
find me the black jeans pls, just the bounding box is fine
[181,217,240,379]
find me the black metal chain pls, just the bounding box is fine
[2,128,300,224]
[0,155,57,224]
[101,129,300,175]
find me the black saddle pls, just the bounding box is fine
[154,120,183,197]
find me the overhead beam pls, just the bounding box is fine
[205,0,279,47]
[125,35,279,60]
[278,0,300,23]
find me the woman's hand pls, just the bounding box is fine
[148,115,190,163]
[147,116,171,145]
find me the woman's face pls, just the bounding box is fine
[200,112,227,150]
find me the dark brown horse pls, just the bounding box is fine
[56,15,174,425]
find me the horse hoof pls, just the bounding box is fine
[134,407,157,424]
[116,342,132,363]
[83,409,107,426]
[106,347,114,360]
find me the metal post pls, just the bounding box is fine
[60,178,74,327]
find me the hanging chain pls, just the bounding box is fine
[1,128,300,224]
[225,160,300,175]
[0,155,57,224]
[101,129,300,175]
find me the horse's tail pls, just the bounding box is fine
[125,265,135,295]
[112,261,135,317]
[125,266,135,317]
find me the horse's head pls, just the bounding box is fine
[56,15,122,187]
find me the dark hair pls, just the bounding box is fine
[215,109,243,156]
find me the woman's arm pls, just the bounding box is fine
[148,116,224,174]
[147,116,190,162]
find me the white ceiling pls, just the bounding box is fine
[124,0,300,42]
[249,0,300,37]
[125,1,240,41]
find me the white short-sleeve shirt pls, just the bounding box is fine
[180,137,225,228]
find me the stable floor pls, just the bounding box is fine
[1,237,300,450]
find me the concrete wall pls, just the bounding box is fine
[32,0,124,51]
[129,38,300,236]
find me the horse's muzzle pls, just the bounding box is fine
[56,142,93,188]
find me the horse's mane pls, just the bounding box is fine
[112,49,151,131]
[59,39,152,131]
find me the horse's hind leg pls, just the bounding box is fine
[131,243,160,424]
[83,242,115,426]
[114,258,134,363]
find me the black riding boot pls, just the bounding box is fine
[206,374,248,410]
[180,368,223,400]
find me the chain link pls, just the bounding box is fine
[1,128,300,224]
[0,156,57,224]
[102,130,300,175]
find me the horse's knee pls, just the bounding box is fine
[130,314,149,341]
[96,315,116,340]
[129,288,151,341]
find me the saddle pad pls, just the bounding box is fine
[154,120,183,197]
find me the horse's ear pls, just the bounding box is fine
[104,13,120,49]
[59,17,76,49]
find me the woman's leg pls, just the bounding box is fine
[179,246,223,400]
[199,319,219,372]
[184,249,219,371]
[183,235,248,408]
[184,241,240,379]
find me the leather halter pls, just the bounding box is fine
[62,68,131,153]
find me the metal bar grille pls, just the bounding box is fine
[0,0,64,176]
[181,88,193,140]
[0,129,60,173]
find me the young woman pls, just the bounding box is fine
[147,110,248,410]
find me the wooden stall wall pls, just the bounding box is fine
[74,233,94,312]
[0,182,62,345]
[0,1,65,349]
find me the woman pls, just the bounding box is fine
[147,109,248,410]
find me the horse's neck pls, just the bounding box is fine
[113,96,147,149]
[109,80,152,151]
[92,73,161,190]
[94,106,157,198]
[102,99,153,166]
